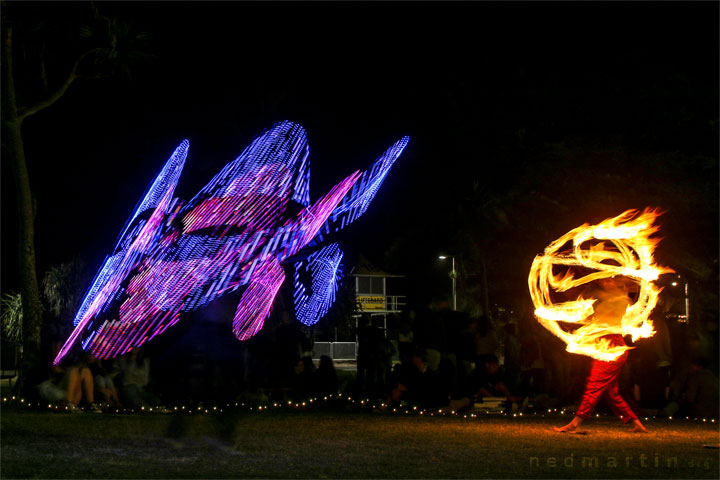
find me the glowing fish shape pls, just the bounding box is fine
[55,121,409,364]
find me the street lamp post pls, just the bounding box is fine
[438,255,457,311]
[671,275,689,323]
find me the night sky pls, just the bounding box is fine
[2,1,718,313]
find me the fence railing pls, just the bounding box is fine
[1,339,20,387]
[386,295,406,312]
[312,342,357,361]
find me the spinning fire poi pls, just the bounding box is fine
[528,208,674,433]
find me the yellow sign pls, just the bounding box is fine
[357,295,385,311]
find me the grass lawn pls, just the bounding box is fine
[1,406,718,479]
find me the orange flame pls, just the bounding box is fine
[528,208,674,361]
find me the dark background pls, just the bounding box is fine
[2,1,718,321]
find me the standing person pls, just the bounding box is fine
[554,278,647,433]
[519,330,546,398]
[274,311,305,386]
[313,355,339,396]
[503,321,521,392]
[355,314,375,397]
[474,315,499,361]
[396,311,415,369]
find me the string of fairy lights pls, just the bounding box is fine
[1,395,716,424]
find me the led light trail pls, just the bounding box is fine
[55,121,409,364]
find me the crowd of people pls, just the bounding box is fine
[356,307,532,413]
[37,342,164,413]
[35,303,718,419]
[37,313,342,412]
[355,303,719,420]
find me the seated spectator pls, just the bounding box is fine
[383,347,449,410]
[87,354,123,410]
[385,349,430,408]
[470,354,524,403]
[442,354,527,413]
[117,347,161,410]
[37,344,101,413]
[681,357,719,418]
[439,357,475,413]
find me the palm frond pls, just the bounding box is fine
[0,292,23,342]
[42,258,88,320]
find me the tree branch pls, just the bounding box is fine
[39,46,48,96]
[17,50,94,122]
[76,72,113,81]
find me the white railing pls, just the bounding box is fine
[386,295,406,312]
[312,342,357,360]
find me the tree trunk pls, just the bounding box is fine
[2,26,45,395]
[480,254,490,321]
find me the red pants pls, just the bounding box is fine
[576,352,638,423]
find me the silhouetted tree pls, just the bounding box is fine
[42,258,91,345]
[1,292,23,344]
[1,2,149,393]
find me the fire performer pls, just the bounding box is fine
[528,209,674,434]
[554,277,647,433]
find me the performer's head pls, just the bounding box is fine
[597,276,628,294]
